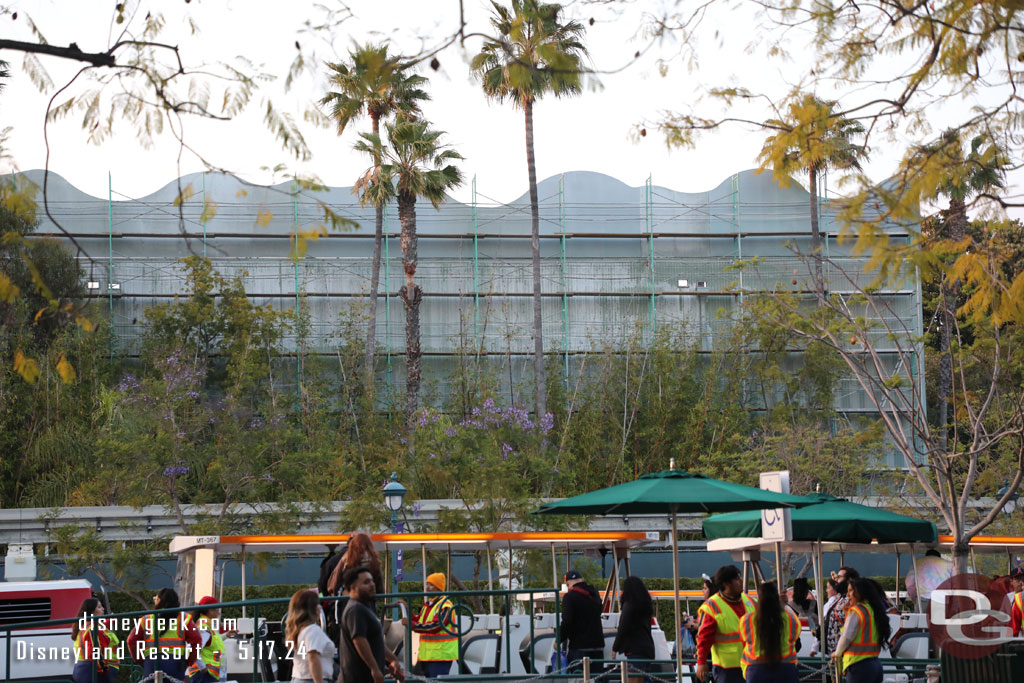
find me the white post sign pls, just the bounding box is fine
[760,470,793,542]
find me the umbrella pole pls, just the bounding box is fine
[911,543,922,613]
[896,549,901,607]
[672,511,682,683]
[775,541,783,591]
[813,541,826,683]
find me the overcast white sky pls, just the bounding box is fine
[0,0,1007,209]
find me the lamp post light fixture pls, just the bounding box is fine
[382,473,407,596]
[997,479,1020,516]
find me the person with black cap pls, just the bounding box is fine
[1010,567,1024,637]
[559,570,605,674]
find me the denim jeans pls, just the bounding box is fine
[844,658,883,683]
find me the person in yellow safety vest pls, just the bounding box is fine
[186,596,226,683]
[126,587,202,681]
[1009,567,1024,637]
[739,582,801,683]
[412,572,458,678]
[71,598,120,683]
[832,578,891,683]
[695,565,755,683]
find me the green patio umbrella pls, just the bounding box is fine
[533,464,810,683]
[702,492,937,543]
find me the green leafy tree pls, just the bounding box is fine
[472,0,590,420]
[354,119,463,425]
[757,95,866,294]
[322,45,428,383]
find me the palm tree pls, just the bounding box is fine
[355,119,464,425]
[472,0,589,420]
[321,44,428,384]
[919,131,1006,452]
[758,95,866,296]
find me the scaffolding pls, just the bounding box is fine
[28,168,922,464]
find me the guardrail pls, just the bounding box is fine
[0,590,941,683]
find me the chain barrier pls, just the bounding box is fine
[137,673,186,683]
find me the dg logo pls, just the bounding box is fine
[927,573,1014,659]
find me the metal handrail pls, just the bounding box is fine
[0,587,566,683]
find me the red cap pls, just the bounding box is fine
[198,596,218,606]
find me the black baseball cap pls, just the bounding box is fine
[1010,567,1024,579]
[564,570,583,581]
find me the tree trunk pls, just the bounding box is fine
[938,197,967,453]
[951,537,970,576]
[397,191,421,427]
[364,115,383,387]
[524,97,547,420]
[808,164,824,299]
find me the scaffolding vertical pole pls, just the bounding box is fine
[202,172,207,258]
[107,173,115,360]
[472,175,480,338]
[645,175,655,337]
[384,210,392,391]
[821,170,829,287]
[292,186,302,394]
[733,173,744,306]
[559,175,568,390]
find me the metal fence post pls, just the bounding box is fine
[583,656,591,683]
[620,659,628,683]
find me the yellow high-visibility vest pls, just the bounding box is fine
[417,597,458,661]
[703,592,756,668]
[186,616,224,680]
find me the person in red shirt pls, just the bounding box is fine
[1010,567,1024,637]
[126,588,202,681]
[695,565,756,683]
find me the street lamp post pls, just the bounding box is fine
[382,473,407,596]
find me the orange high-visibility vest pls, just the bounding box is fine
[739,608,800,677]
[74,630,121,671]
[842,604,880,673]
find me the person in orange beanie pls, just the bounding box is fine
[412,573,458,677]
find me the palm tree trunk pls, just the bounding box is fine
[938,197,967,453]
[397,190,421,427]
[524,97,547,420]
[364,115,383,387]
[808,164,823,299]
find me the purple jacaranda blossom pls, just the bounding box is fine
[163,465,189,476]
[540,413,554,434]
[445,427,457,437]
[429,453,437,459]
[412,501,422,517]
[248,417,264,429]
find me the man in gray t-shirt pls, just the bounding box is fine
[338,567,404,683]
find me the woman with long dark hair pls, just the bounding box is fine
[612,576,655,683]
[832,578,891,683]
[126,587,201,680]
[739,582,801,683]
[790,577,818,649]
[71,598,119,683]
